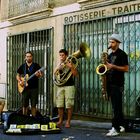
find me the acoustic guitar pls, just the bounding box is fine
[18,67,46,94]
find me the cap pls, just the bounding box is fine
[109,34,122,43]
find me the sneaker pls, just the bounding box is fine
[109,126,125,133]
[106,128,119,136]
[109,127,115,132]
[120,126,125,132]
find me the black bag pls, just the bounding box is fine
[2,109,61,134]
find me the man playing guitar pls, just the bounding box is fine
[16,51,43,117]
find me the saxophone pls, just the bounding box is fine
[96,47,110,100]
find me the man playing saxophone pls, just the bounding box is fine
[54,49,78,128]
[105,34,129,136]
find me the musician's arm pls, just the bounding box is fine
[106,62,128,72]
[16,73,22,83]
[53,63,62,74]
[70,66,78,76]
[66,62,78,76]
[53,67,58,74]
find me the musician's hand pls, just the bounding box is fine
[19,80,24,87]
[66,61,73,68]
[58,64,64,70]
[35,70,42,77]
[106,62,113,70]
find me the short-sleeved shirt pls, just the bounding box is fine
[17,62,41,89]
[107,48,128,87]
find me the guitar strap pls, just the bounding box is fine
[24,63,27,88]
[23,63,35,89]
[28,63,34,74]
[24,63,35,76]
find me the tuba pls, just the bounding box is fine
[53,42,91,86]
[96,47,110,99]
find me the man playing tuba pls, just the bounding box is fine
[54,49,78,128]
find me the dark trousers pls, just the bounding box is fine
[22,88,38,107]
[109,85,124,132]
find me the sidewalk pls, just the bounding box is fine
[71,119,140,133]
[71,120,111,130]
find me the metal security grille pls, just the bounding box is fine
[8,0,50,18]
[64,13,140,119]
[7,28,54,115]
